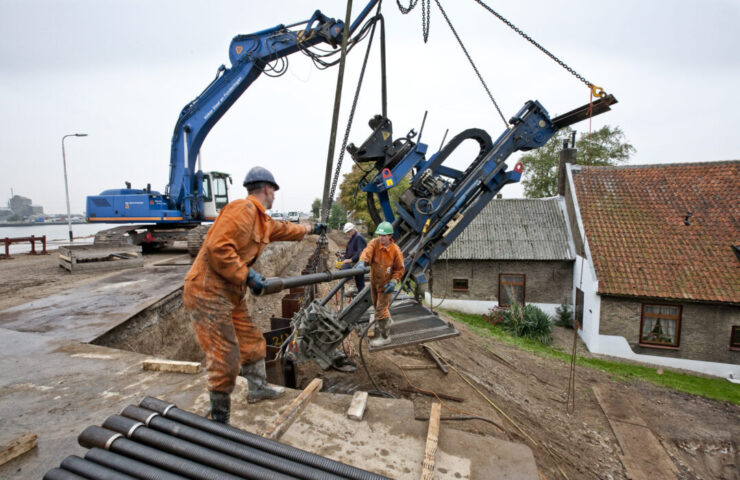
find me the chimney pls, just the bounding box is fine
[557,132,577,196]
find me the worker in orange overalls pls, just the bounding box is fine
[184,166,326,424]
[356,221,404,348]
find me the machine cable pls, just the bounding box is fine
[433,0,509,128]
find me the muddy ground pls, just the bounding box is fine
[1,236,738,480]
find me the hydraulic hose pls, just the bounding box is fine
[120,406,342,480]
[60,455,136,480]
[43,469,88,480]
[84,447,188,480]
[78,425,244,480]
[139,396,391,480]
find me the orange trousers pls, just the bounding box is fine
[186,293,265,394]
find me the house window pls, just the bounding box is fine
[499,274,525,307]
[640,304,681,348]
[731,326,740,351]
[452,278,469,292]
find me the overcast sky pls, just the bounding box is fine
[1,0,738,215]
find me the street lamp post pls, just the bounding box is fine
[61,133,88,243]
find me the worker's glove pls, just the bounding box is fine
[355,261,366,271]
[246,268,269,295]
[311,222,328,235]
[383,280,397,293]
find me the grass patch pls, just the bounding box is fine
[442,309,740,405]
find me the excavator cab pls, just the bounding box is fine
[201,172,232,221]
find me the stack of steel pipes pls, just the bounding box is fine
[44,396,390,480]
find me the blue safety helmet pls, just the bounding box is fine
[243,166,279,191]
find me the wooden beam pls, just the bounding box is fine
[264,378,322,440]
[0,433,37,466]
[420,403,441,480]
[346,391,369,421]
[142,359,201,374]
[400,386,464,403]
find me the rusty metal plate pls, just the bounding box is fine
[367,297,459,352]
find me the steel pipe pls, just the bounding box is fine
[60,455,136,480]
[121,405,343,480]
[78,426,244,480]
[85,448,188,480]
[259,267,368,295]
[43,469,88,480]
[139,397,390,480]
[102,415,297,480]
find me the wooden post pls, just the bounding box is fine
[263,378,322,441]
[30,235,36,254]
[420,403,441,480]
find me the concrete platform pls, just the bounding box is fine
[0,265,189,342]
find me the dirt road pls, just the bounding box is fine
[1,242,738,479]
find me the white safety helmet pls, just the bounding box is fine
[343,222,356,234]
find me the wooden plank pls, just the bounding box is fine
[420,403,441,480]
[0,432,37,466]
[397,364,437,370]
[422,344,448,374]
[142,359,201,374]
[263,378,322,440]
[346,391,369,421]
[400,386,464,403]
[592,386,679,480]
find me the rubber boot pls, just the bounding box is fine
[209,391,230,424]
[370,317,392,348]
[241,359,285,404]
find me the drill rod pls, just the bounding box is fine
[258,267,369,296]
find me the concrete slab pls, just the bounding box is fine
[0,265,188,342]
[224,387,539,479]
[0,327,205,479]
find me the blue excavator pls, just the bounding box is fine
[88,0,615,369]
[86,2,382,251]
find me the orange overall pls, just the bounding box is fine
[184,195,306,394]
[359,238,404,328]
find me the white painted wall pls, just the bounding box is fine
[424,293,559,317]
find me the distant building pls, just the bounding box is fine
[7,195,43,219]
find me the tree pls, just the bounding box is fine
[337,163,411,231]
[311,198,321,219]
[327,202,346,230]
[521,125,635,198]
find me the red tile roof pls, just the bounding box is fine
[572,161,740,304]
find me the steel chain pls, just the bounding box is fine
[396,0,430,43]
[472,0,594,89]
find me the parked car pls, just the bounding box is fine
[270,212,286,221]
[287,211,300,223]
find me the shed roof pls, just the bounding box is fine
[572,161,740,304]
[440,198,573,261]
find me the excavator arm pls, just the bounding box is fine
[166,1,381,220]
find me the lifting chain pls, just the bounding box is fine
[472,0,605,96]
[396,0,431,42]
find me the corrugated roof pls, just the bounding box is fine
[573,161,740,304]
[440,198,574,260]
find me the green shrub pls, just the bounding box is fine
[501,302,553,345]
[553,302,574,329]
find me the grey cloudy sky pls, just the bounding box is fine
[1,0,738,215]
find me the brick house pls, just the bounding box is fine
[565,161,740,375]
[426,198,574,316]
